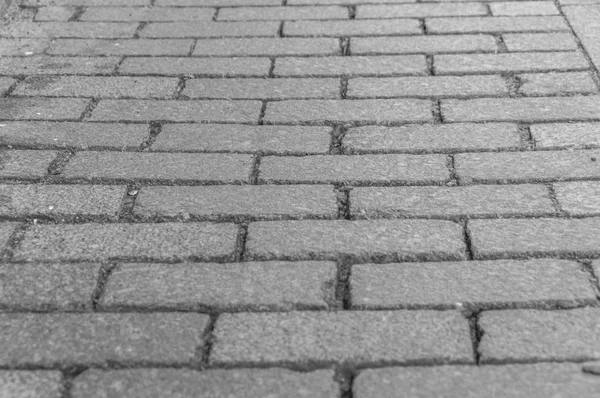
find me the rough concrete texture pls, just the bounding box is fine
[490,1,559,15]
[0,39,51,56]
[0,313,209,367]
[34,6,76,21]
[118,57,271,76]
[0,77,15,96]
[517,72,597,95]
[79,7,215,21]
[357,3,488,18]
[0,222,19,254]
[502,33,578,51]
[47,39,194,56]
[71,368,338,398]
[531,122,600,149]
[192,38,340,57]
[183,78,340,99]
[99,261,337,311]
[0,22,139,38]
[0,55,121,75]
[218,6,348,20]
[426,16,568,33]
[140,21,279,38]
[0,150,56,179]
[563,5,600,70]
[211,310,473,366]
[479,308,600,363]
[0,371,63,398]
[0,97,89,120]
[351,259,596,310]
[554,181,600,215]
[352,35,497,55]
[284,19,422,37]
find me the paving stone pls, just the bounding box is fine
[0,371,63,398]
[263,99,433,124]
[245,219,466,262]
[63,152,254,183]
[0,78,15,96]
[183,78,340,99]
[0,122,148,150]
[0,22,138,38]
[435,52,589,74]
[100,261,337,311]
[490,1,559,15]
[0,38,50,55]
[502,33,579,51]
[468,218,600,259]
[34,6,76,21]
[554,181,600,215]
[13,76,179,98]
[357,3,487,18]
[157,0,280,4]
[80,7,215,21]
[134,185,338,220]
[351,259,595,310]
[0,150,56,179]
[0,222,19,253]
[342,123,521,153]
[192,38,340,56]
[284,19,422,36]
[152,124,331,154]
[290,0,416,3]
[0,98,89,121]
[89,99,261,122]
[47,39,194,55]
[140,21,279,38]
[23,0,149,4]
[353,35,497,55]
[479,308,600,363]
[560,0,600,3]
[118,56,271,76]
[347,75,508,98]
[0,313,209,367]
[0,55,121,75]
[14,222,238,262]
[442,96,600,122]
[353,363,600,398]
[563,5,600,71]
[0,262,100,311]
[350,184,555,219]
[211,310,473,366]
[518,72,597,95]
[426,16,568,33]
[531,122,600,149]
[594,261,600,283]
[72,368,338,398]
[217,6,348,21]
[259,154,449,185]
[274,55,427,77]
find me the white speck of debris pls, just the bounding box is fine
[114,43,120,46]
[455,302,463,309]
[128,189,138,196]
[33,219,38,224]
[0,124,6,127]
[48,206,54,210]
[36,113,41,115]
[24,51,33,55]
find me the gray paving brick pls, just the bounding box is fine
[100,261,337,311]
[152,124,331,154]
[217,6,348,21]
[468,218,600,259]
[183,78,340,99]
[140,21,279,38]
[456,150,600,183]
[264,99,433,124]
[0,371,63,398]
[490,1,559,15]
[479,308,600,363]
[518,72,597,95]
[0,150,56,179]
[353,363,600,398]
[554,181,600,215]
[342,123,521,153]
[435,52,589,74]
[23,0,149,4]
[0,313,209,367]
[0,39,50,55]
[0,223,19,254]
[0,78,15,96]
[89,99,261,122]
[0,262,100,311]
[289,0,417,3]
[157,0,280,4]
[34,6,75,21]
[357,3,487,18]
[192,38,340,56]
[274,55,427,77]
[0,122,148,150]
[245,219,466,262]
[531,122,600,149]
[14,222,238,262]
[426,16,568,33]
[0,22,138,38]
[284,19,422,37]
[134,185,337,220]
[259,154,449,185]
[47,39,194,55]
[72,368,337,398]
[63,152,253,183]
[350,184,554,219]
[0,55,121,75]
[563,5,600,72]
[594,261,600,283]
[443,96,600,122]
[502,33,579,51]
[560,0,600,3]
[348,75,508,98]
[13,76,179,98]
[118,56,271,76]
[352,35,497,55]
[0,98,89,121]
[211,310,473,366]
[80,7,215,21]
[351,259,595,310]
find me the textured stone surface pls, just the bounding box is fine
[47,39,194,55]
[0,55,121,75]
[531,122,600,149]
[357,3,487,18]
[157,0,278,4]
[35,6,75,21]
[14,223,238,262]
[100,261,337,311]
[0,371,63,398]
[0,78,15,96]
[0,150,56,179]
[518,72,597,95]
[218,6,348,20]
[351,259,595,310]
[563,5,600,71]
[245,219,466,262]
[284,19,422,36]
[0,313,209,366]
[479,308,600,363]
[0,39,50,56]
[23,0,150,4]
[468,218,600,259]
[0,22,138,38]
[183,78,340,99]
[352,35,497,54]
[192,38,340,56]
[490,1,559,15]
[426,16,568,33]
[0,223,19,254]
[554,181,600,215]
[140,21,279,38]
[118,57,271,76]
[80,7,215,21]
[502,33,578,51]
[72,368,338,398]
[211,310,473,365]
[0,98,89,120]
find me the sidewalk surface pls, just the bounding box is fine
[2,0,600,396]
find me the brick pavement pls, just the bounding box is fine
[1,0,600,396]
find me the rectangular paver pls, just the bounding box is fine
[218,6,348,21]
[426,16,568,33]
[193,38,340,56]
[357,3,487,18]
[502,33,578,51]
[35,6,75,21]
[531,122,600,149]
[554,181,600,215]
[80,7,215,21]
[0,22,138,38]
[352,35,497,55]
[47,39,194,55]
[518,72,597,95]
[563,5,600,71]
[183,78,340,99]
[0,371,63,398]
[490,1,559,16]
[118,57,271,76]
[0,150,57,179]
[0,98,89,121]
[140,21,279,38]
[283,19,422,37]
[0,223,20,254]
[0,39,50,56]
[0,56,121,75]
